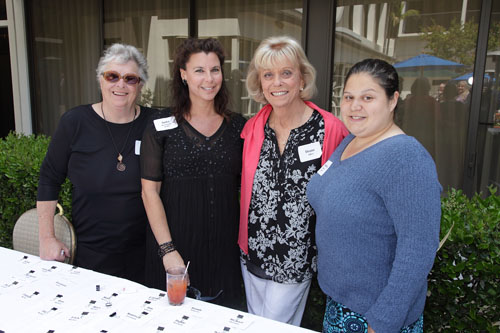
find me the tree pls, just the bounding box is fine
[386,1,419,38]
[421,19,500,67]
[390,2,419,28]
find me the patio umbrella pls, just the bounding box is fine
[394,54,465,77]
[452,72,492,84]
[452,72,474,81]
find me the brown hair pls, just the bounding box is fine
[171,38,230,122]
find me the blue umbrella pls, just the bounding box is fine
[452,72,492,81]
[452,72,473,81]
[394,54,465,77]
[394,54,464,68]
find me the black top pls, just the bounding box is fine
[141,108,246,301]
[37,104,152,253]
[244,110,324,283]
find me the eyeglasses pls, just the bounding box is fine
[102,71,141,85]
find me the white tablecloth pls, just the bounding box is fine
[0,247,315,332]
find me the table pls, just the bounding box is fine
[0,247,316,332]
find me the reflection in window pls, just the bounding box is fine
[27,0,101,135]
[0,0,6,20]
[404,1,462,33]
[196,0,303,116]
[0,27,15,138]
[103,1,189,109]
[101,0,303,115]
[332,0,484,192]
[28,0,304,131]
[477,1,500,194]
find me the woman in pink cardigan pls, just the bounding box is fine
[239,36,348,325]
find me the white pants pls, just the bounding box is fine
[241,262,311,326]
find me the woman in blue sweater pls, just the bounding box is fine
[307,59,441,333]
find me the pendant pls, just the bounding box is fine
[116,153,126,172]
[116,162,126,171]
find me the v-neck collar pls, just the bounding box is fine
[183,117,226,141]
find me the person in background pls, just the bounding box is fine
[37,43,152,284]
[456,80,471,104]
[402,76,438,159]
[307,58,441,333]
[435,82,467,190]
[239,36,348,325]
[141,38,245,307]
[436,82,446,103]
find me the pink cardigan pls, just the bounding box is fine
[238,101,349,254]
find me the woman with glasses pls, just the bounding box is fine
[37,43,152,284]
[140,38,245,307]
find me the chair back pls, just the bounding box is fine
[12,204,76,264]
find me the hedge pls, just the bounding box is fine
[1,133,499,331]
[0,133,72,248]
[425,188,500,332]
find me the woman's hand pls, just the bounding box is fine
[39,236,70,262]
[368,325,375,333]
[162,250,185,271]
[37,200,69,262]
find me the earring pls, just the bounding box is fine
[300,87,304,91]
[182,79,187,86]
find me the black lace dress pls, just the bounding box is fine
[141,108,245,306]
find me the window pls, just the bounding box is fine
[103,0,189,109]
[333,0,482,192]
[404,0,463,34]
[0,0,6,20]
[26,0,101,135]
[0,26,14,137]
[196,0,303,116]
[476,0,500,193]
[27,0,304,136]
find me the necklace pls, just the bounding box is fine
[101,103,137,172]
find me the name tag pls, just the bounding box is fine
[154,116,178,131]
[317,160,332,176]
[135,140,141,155]
[298,141,322,162]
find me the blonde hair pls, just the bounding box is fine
[246,36,317,104]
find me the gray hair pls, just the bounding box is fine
[246,36,317,104]
[95,43,148,86]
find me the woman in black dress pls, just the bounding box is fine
[37,43,151,284]
[141,38,245,307]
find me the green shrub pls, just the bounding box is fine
[425,187,500,332]
[0,133,72,248]
[1,133,499,331]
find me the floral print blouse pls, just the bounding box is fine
[242,110,324,284]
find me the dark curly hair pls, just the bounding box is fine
[171,38,230,122]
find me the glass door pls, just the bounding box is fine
[195,0,303,117]
[333,0,482,192]
[26,0,101,135]
[103,0,189,109]
[0,0,15,137]
[477,1,500,194]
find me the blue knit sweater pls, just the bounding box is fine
[307,134,441,333]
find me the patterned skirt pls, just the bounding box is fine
[323,296,424,333]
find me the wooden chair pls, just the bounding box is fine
[12,204,76,264]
